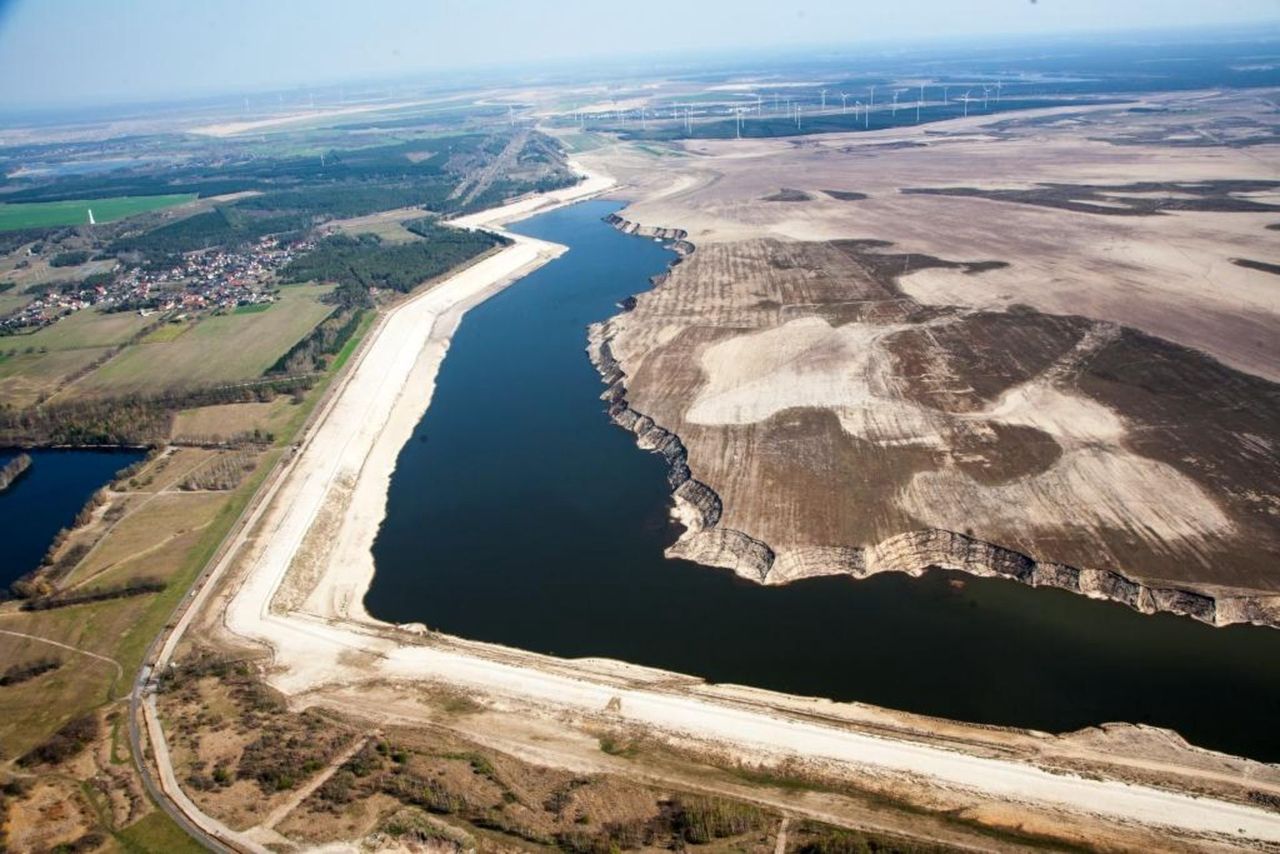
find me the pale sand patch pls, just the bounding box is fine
[579,92,1280,380]
[189,100,437,137]
[684,314,1227,544]
[688,317,950,448]
[902,449,1231,542]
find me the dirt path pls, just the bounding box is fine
[0,628,123,681]
[254,734,372,831]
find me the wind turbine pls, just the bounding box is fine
[869,85,875,111]
[995,81,1002,104]
[840,92,849,113]
[820,88,827,110]
[891,90,900,116]
[983,86,991,110]
[916,84,924,123]
[795,104,802,130]
[959,90,973,118]
[861,100,869,128]
[756,93,763,114]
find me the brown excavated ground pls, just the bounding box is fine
[581,88,1280,621]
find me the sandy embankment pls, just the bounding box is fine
[188,160,1280,846]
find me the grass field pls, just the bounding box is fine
[116,811,208,853]
[0,346,112,407]
[555,131,610,153]
[0,194,196,232]
[74,285,334,395]
[139,319,194,343]
[231,302,272,314]
[171,397,298,443]
[11,308,152,351]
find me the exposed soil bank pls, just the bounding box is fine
[591,213,1280,631]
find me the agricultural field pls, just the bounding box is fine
[170,397,299,445]
[0,289,32,316]
[11,307,152,351]
[0,309,155,405]
[71,285,334,396]
[0,346,111,408]
[325,206,425,243]
[0,254,116,291]
[0,193,196,231]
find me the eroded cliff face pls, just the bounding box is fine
[589,214,1280,629]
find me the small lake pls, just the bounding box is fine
[0,448,144,589]
[367,199,1280,761]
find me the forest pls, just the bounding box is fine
[279,226,507,296]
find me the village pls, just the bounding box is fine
[0,234,316,336]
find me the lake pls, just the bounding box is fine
[0,448,144,589]
[367,199,1280,761]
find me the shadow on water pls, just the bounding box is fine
[367,199,1280,761]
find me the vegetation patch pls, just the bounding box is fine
[17,714,99,767]
[49,250,92,268]
[279,226,506,307]
[0,451,32,491]
[0,658,61,687]
[1232,257,1280,276]
[666,795,767,844]
[19,578,165,611]
[762,188,813,202]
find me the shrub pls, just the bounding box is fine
[666,795,766,844]
[49,250,91,268]
[18,714,99,767]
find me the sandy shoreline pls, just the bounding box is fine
[155,158,1280,846]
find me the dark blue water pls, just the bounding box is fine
[0,448,144,588]
[367,200,1280,761]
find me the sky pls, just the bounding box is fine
[0,0,1278,108]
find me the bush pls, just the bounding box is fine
[0,658,60,687]
[49,250,91,268]
[18,714,99,767]
[666,795,766,844]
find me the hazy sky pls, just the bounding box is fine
[1,0,1278,108]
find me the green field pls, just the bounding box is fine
[78,285,334,394]
[10,307,152,351]
[0,194,196,232]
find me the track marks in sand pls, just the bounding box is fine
[684,314,1229,547]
